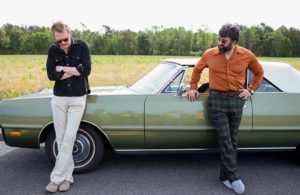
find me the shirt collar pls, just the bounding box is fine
[235,45,244,54]
[211,48,220,55]
[72,38,79,45]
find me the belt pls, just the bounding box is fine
[210,89,240,96]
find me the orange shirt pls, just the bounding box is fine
[190,45,264,91]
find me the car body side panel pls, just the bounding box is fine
[0,98,53,148]
[251,93,300,147]
[0,94,147,149]
[4,128,41,148]
[145,94,253,149]
[83,95,147,149]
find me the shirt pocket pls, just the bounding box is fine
[72,55,81,66]
[54,57,65,66]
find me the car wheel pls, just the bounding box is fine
[45,124,104,173]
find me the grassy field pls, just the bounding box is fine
[0,55,300,100]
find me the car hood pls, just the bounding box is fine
[91,86,140,95]
[7,86,140,100]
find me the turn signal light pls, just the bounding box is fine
[10,131,22,137]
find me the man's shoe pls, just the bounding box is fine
[231,180,245,194]
[45,182,58,193]
[222,180,232,189]
[58,180,71,192]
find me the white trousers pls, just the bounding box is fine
[50,95,86,184]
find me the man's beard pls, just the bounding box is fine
[218,44,232,53]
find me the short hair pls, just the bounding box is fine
[50,21,71,37]
[219,24,239,42]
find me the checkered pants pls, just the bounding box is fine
[208,91,245,182]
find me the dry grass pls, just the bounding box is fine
[0,55,49,99]
[0,55,300,100]
[0,55,177,99]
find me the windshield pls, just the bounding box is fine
[129,63,182,93]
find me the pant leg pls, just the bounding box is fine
[51,96,68,155]
[208,93,238,182]
[50,96,86,184]
[229,97,245,156]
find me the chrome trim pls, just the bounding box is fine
[116,148,215,152]
[239,147,295,150]
[115,147,296,153]
[38,121,55,148]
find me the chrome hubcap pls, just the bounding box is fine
[73,133,91,164]
[53,129,96,168]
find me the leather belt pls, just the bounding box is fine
[210,89,240,96]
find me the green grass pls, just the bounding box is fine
[0,55,300,100]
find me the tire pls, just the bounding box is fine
[296,144,300,162]
[45,123,104,173]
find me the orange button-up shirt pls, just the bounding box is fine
[190,45,264,91]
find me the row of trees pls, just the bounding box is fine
[1,23,300,56]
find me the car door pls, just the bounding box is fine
[145,93,214,149]
[144,69,253,149]
[249,78,300,147]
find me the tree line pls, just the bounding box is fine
[1,23,300,57]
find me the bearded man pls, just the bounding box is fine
[187,23,264,194]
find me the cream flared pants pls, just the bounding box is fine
[50,95,86,184]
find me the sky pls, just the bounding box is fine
[1,0,299,33]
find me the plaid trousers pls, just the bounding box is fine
[208,90,245,182]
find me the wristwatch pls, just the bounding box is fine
[247,88,254,95]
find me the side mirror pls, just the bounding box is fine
[177,83,186,96]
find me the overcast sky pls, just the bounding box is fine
[1,0,299,33]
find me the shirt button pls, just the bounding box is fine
[66,56,68,58]
[68,84,71,87]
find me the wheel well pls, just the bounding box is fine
[39,123,54,144]
[39,122,113,151]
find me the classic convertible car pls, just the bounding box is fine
[1,59,300,173]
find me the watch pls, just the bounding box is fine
[247,88,254,95]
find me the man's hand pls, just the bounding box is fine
[55,66,80,76]
[55,66,64,72]
[239,88,251,99]
[187,89,199,102]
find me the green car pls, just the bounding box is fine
[1,59,300,173]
